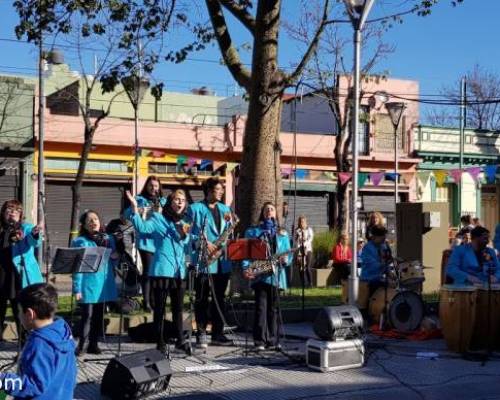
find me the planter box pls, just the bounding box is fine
[312,268,334,288]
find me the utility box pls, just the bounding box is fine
[396,202,449,293]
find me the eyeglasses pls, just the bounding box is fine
[6,207,22,214]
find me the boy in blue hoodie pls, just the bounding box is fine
[0,283,77,399]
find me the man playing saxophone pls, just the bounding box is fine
[187,177,236,348]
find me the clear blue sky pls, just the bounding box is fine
[0,0,498,121]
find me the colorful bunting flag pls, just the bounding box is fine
[324,171,335,180]
[176,155,187,166]
[466,166,482,183]
[449,169,462,184]
[200,159,213,170]
[295,169,309,179]
[125,160,135,169]
[433,170,448,187]
[417,171,431,187]
[401,172,415,185]
[149,150,166,158]
[385,172,398,182]
[281,167,292,176]
[358,172,368,188]
[485,165,497,183]
[370,172,384,186]
[187,157,197,168]
[226,162,238,172]
[339,172,352,185]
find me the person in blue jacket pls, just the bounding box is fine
[493,223,500,258]
[187,177,236,348]
[446,226,500,285]
[72,210,117,355]
[360,224,392,295]
[0,283,76,400]
[126,189,191,354]
[0,199,43,342]
[242,202,291,351]
[125,175,167,312]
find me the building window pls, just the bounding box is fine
[374,113,404,152]
[435,184,454,224]
[148,162,214,175]
[46,158,128,172]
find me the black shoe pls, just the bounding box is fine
[211,334,233,346]
[87,344,102,355]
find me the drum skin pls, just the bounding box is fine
[440,285,476,353]
[369,288,424,331]
[471,286,500,351]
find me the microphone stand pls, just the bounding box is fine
[299,230,306,319]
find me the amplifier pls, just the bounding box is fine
[306,338,365,372]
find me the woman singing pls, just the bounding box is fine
[0,200,43,342]
[125,175,167,312]
[72,210,117,355]
[126,189,191,354]
[243,202,291,351]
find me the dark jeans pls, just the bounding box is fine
[79,302,105,347]
[0,296,21,342]
[297,251,313,288]
[253,281,280,346]
[139,250,154,309]
[194,273,229,337]
[151,278,185,346]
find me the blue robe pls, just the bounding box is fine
[10,223,43,288]
[360,240,391,283]
[187,201,233,274]
[242,226,291,289]
[71,235,118,304]
[446,244,500,285]
[130,212,190,279]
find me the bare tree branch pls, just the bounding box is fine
[285,0,330,85]
[205,0,252,91]
[219,0,256,34]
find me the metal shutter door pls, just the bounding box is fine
[0,170,20,206]
[283,192,330,233]
[46,182,129,249]
[163,185,205,204]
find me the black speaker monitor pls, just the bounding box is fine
[313,305,364,341]
[101,349,172,400]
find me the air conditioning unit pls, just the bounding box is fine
[306,338,365,372]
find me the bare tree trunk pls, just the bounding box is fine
[236,0,284,230]
[68,123,95,245]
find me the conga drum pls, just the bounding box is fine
[471,284,500,351]
[439,285,477,353]
[369,287,424,332]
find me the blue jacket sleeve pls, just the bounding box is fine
[23,224,41,249]
[494,224,500,257]
[446,247,468,285]
[0,338,54,397]
[130,212,156,234]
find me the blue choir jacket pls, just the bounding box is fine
[130,212,190,279]
[446,244,500,285]
[494,223,500,257]
[71,234,118,304]
[10,223,44,288]
[241,226,291,289]
[187,201,233,274]
[360,241,391,283]
[124,195,167,253]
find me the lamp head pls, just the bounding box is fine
[385,101,406,128]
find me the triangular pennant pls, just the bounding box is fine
[200,159,213,170]
[385,172,398,182]
[187,157,197,168]
[449,169,463,184]
[433,170,448,187]
[226,162,238,172]
[401,172,415,185]
[417,171,431,187]
[176,155,187,166]
[339,172,352,185]
[484,165,497,183]
[466,166,482,183]
[324,171,335,180]
[295,169,309,179]
[150,150,166,158]
[125,160,135,169]
[358,172,368,188]
[370,172,384,186]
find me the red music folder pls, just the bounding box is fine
[227,238,267,261]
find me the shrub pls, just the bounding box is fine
[312,229,339,268]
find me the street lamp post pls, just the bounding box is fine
[122,75,150,195]
[385,101,406,256]
[343,0,375,306]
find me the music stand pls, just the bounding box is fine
[51,247,110,275]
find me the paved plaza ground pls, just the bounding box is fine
[1,322,500,400]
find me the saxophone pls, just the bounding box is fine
[204,212,239,265]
